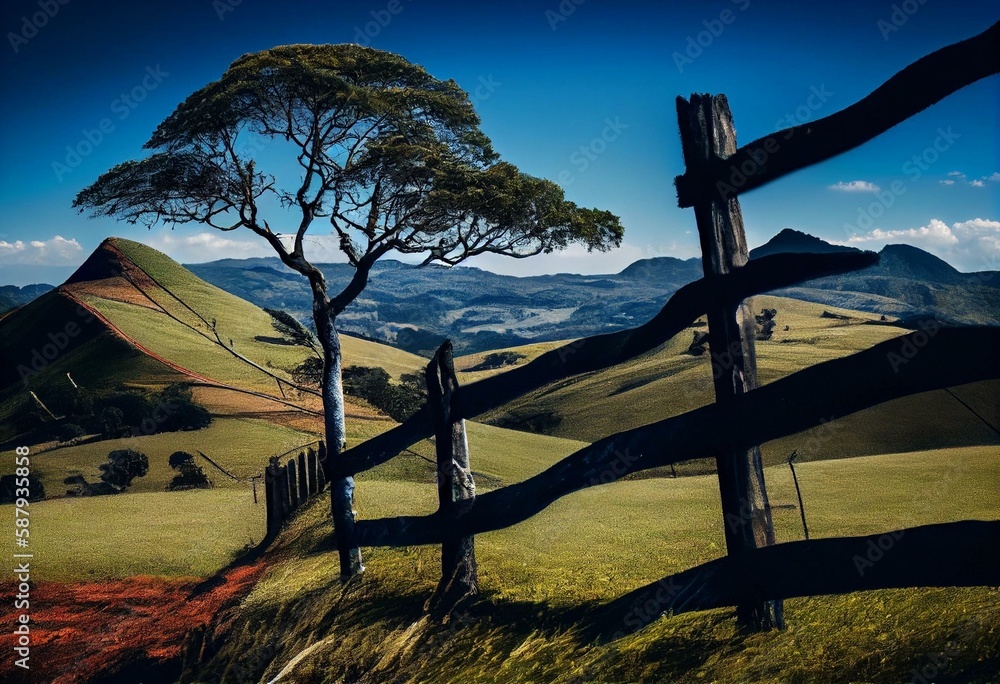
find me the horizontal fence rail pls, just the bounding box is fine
[589,520,1000,640]
[338,250,878,477]
[355,326,1000,547]
[674,20,1000,207]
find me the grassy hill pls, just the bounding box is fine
[182,443,999,683]
[0,237,428,442]
[467,295,1000,466]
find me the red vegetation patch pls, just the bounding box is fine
[0,560,266,683]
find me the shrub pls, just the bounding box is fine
[99,449,149,491]
[55,422,86,442]
[166,450,211,490]
[0,474,45,503]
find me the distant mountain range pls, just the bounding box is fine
[0,283,54,313]
[184,229,999,354]
[4,230,997,355]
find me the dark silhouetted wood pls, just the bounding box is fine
[675,21,1000,206]
[355,326,1000,547]
[278,462,291,518]
[424,340,478,617]
[297,451,309,502]
[264,457,284,541]
[678,92,781,631]
[590,520,1000,641]
[338,250,877,477]
[307,448,319,496]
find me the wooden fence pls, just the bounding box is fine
[263,441,325,541]
[270,21,1000,633]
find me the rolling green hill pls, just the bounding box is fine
[185,443,1000,683]
[0,237,428,442]
[466,295,1000,466]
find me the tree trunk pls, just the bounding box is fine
[425,340,478,617]
[316,306,364,579]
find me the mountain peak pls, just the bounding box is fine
[876,243,960,283]
[749,229,859,260]
[64,237,128,285]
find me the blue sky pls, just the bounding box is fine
[0,0,997,285]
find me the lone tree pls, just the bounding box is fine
[74,44,624,579]
[99,449,149,491]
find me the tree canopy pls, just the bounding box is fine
[74,44,624,313]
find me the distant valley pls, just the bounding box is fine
[4,229,998,356]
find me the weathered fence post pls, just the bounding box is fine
[278,458,291,519]
[264,457,283,540]
[307,448,319,496]
[425,339,478,616]
[287,459,299,511]
[677,93,782,631]
[297,451,309,502]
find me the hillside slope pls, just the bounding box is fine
[179,443,1000,684]
[468,294,1000,465]
[0,237,428,440]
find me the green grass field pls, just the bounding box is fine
[1,416,314,498]
[473,295,1000,465]
[0,489,263,580]
[194,443,999,683]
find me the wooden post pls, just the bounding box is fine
[265,457,283,540]
[297,452,309,502]
[287,460,299,511]
[278,460,291,519]
[425,339,478,617]
[316,441,327,492]
[677,93,782,631]
[307,448,319,496]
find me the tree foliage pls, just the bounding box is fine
[343,365,425,422]
[264,308,320,355]
[99,449,149,491]
[167,451,211,490]
[73,44,624,313]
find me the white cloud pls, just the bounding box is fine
[145,231,274,262]
[0,235,84,264]
[988,172,1000,183]
[829,180,880,193]
[939,180,955,186]
[146,230,364,265]
[969,179,985,188]
[947,170,965,178]
[844,217,1000,272]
